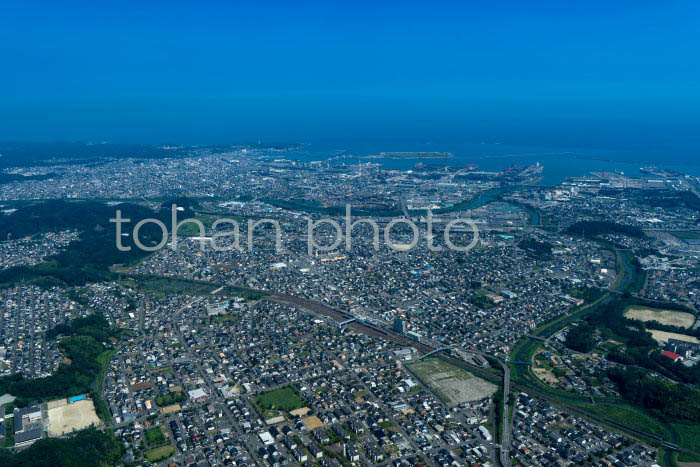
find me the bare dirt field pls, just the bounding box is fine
[47,399,101,436]
[533,367,559,385]
[302,415,325,430]
[649,330,700,345]
[624,306,696,329]
[289,407,310,417]
[46,398,68,410]
[407,358,497,406]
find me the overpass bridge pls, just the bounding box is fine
[412,347,450,361]
[337,318,357,328]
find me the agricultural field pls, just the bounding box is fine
[407,358,497,406]
[624,305,696,329]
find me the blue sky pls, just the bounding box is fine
[1,1,699,146]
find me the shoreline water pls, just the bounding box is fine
[274,141,700,186]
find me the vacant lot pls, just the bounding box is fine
[256,386,306,411]
[302,415,324,430]
[47,399,101,436]
[408,358,497,406]
[649,330,700,344]
[624,306,696,328]
[290,407,310,417]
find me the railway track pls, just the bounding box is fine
[270,293,699,459]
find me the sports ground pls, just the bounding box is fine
[47,398,101,436]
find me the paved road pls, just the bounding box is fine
[453,347,511,466]
[170,294,261,466]
[104,281,697,460]
[270,292,700,459]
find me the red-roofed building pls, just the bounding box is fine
[661,350,683,362]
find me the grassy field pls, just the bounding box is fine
[144,445,175,463]
[576,402,670,440]
[262,409,281,419]
[120,275,218,295]
[120,275,267,300]
[153,365,173,374]
[614,249,647,295]
[256,386,306,411]
[175,215,217,236]
[672,422,700,462]
[3,417,13,447]
[212,313,239,323]
[409,358,471,381]
[145,426,167,447]
[656,447,670,467]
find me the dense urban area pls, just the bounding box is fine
[1,142,700,467]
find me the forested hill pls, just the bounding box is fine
[0,141,188,168]
[0,199,195,287]
[0,200,152,240]
[0,172,57,185]
[599,188,700,212]
[0,312,118,404]
[0,428,122,467]
[565,220,646,238]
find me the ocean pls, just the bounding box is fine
[277,140,700,186]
